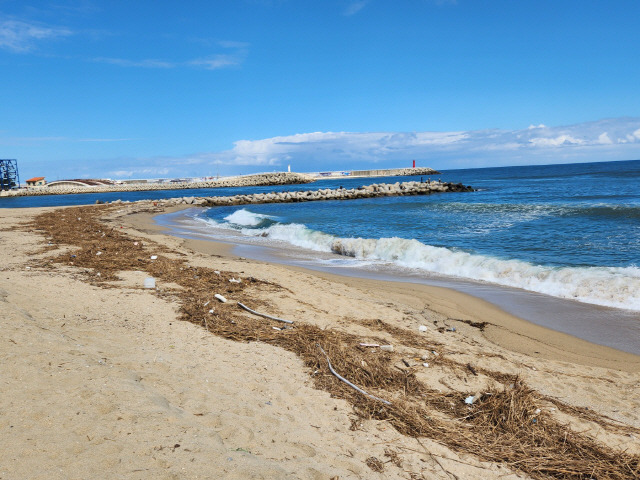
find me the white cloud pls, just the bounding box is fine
[92,53,245,70]
[218,40,250,49]
[23,117,640,179]
[196,117,640,171]
[344,1,369,16]
[189,53,244,70]
[529,134,584,147]
[92,57,175,68]
[93,41,248,70]
[0,19,72,52]
[598,132,613,145]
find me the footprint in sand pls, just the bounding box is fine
[218,423,256,445]
[285,442,317,458]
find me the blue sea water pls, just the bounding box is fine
[4,160,640,351]
[180,160,640,313]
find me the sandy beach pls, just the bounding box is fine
[1,201,639,480]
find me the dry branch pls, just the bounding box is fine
[237,301,294,324]
[317,344,391,405]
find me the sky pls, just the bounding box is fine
[1,0,640,180]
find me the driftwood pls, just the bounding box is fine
[317,344,391,405]
[237,302,294,324]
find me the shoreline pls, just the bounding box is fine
[128,205,640,371]
[2,202,639,479]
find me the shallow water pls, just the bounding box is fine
[185,160,640,312]
[156,207,640,355]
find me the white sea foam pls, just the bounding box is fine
[199,212,640,311]
[330,236,640,310]
[256,223,335,251]
[223,209,274,227]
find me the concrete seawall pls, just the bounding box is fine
[0,172,315,197]
[347,167,439,177]
[163,180,473,207]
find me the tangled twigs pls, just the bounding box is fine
[28,204,640,480]
[317,343,392,405]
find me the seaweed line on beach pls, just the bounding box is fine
[25,203,640,480]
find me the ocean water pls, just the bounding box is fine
[178,160,640,313]
[4,159,639,352]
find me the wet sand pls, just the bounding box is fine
[150,206,640,362]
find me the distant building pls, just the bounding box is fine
[26,176,46,187]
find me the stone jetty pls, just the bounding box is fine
[0,172,315,197]
[167,180,473,207]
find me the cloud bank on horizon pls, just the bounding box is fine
[103,117,640,179]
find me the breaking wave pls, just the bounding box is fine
[222,209,277,228]
[199,209,640,311]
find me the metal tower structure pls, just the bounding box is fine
[0,159,20,190]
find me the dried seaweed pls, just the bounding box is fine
[26,204,640,480]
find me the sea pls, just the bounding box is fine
[3,159,639,353]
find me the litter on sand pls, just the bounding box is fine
[214,294,227,303]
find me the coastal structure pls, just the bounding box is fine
[0,172,315,197]
[25,176,46,187]
[46,179,113,188]
[0,167,444,197]
[0,159,20,190]
[312,166,439,178]
[168,180,474,207]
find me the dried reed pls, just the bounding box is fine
[27,205,640,480]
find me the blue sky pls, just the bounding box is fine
[1,0,639,180]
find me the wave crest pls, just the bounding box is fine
[201,210,640,311]
[223,209,275,227]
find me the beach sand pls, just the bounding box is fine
[1,202,639,480]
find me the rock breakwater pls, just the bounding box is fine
[168,180,473,207]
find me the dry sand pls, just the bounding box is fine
[1,202,639,480]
